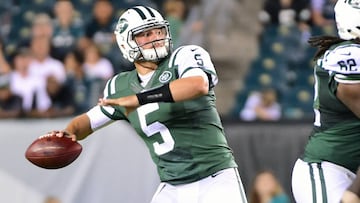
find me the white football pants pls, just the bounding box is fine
[292,159,356,203]
[151,168,247,203]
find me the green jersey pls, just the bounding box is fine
[98,45,237,185]
[303,41,360,173]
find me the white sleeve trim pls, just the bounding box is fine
[334,76,360,84]
[86,106,114,131]
[181,68,209,84]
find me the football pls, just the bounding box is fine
[25,135,82,169]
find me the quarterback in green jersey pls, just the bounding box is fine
[48,5,247,203]
[292,1,360,203]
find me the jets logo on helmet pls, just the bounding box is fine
[116,18,129,34]
[344,0,360,8]
[114,6,172,62]
[335,0,360,40]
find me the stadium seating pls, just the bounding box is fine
[231,23,326,120]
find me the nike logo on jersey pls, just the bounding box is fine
[211,171,224,178]
[191,48,198,52]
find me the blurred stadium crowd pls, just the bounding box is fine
[0,0,337,120]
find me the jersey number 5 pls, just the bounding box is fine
[137,103,175,155]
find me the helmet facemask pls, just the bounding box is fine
[132,25,172,62]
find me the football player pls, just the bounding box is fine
[291,1,360,203]
[49,5,247,203]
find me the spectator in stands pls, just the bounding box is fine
[177,0,204,47]
[79,0,129,73]
[44,75,75,117]
[9,13,57,61]
[64,49,91,113]
[0,73,23,118]
[52,0,84,61]
[31,13,53,40]
[0,1,12,42]
[83,43,113,107]
[26,36,66,117]
[28,36,66,85]
[163,0,186,48]
[0,40,11,74]
[8,47,47,113]
[178,0,259,115]
[249,170,290,203]
[13,13,53,48]
[26,74,76,118]
[310,0,336,27]
[240,88,281,121]
[83,43,114,81]
[259,0,311,27]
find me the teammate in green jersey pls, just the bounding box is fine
[291,1,360,203]
[47,5,247,203]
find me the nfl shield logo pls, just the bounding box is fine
[159,71,172,83]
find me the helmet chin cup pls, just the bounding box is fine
[138,38,171,62]
[140,46,169,62]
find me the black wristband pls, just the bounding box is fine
[136,83,174,105]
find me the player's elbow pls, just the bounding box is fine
[194,77,209,96]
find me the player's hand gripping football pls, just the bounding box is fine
[98,95,139,116]
[43,130,77,142]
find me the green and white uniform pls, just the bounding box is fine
[87,45,237,185]
[292,41,360,203]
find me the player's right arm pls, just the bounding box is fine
[53,105,115,141]
[63,113,93,141]
[337,83,360,118]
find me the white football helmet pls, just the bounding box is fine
[335,0,360,40]
[114,6,172,62]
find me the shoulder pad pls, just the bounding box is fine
[323,44,360,74]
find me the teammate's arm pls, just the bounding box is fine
[336,83,360,118]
